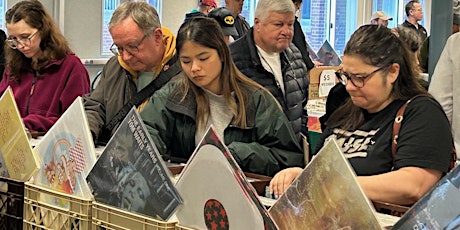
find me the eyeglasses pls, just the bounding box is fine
[6,30,39,49]
[110,34,147,56]
[335,65,389,88]
[411,8,423,12]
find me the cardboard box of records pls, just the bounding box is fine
[307,40,341,100]
[308,66,340,100]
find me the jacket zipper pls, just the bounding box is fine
[25,72,37,115]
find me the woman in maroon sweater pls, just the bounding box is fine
[0,0,89,133]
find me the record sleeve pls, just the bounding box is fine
[269,139,382,229]
[87,107,182,221]
[392,165,460,230]
[175,126,277,230]
[0,87,40,186]
[33,97,97,202]
[316,40,342,66]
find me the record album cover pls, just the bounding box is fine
[175,126,277,230]
[33,97,96,202]
[87,107,182,221]
[0,87,40,184]
[392,165,460,230]
[316,40,342,66]
[269,139,382,229]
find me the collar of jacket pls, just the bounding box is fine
[165,84,256,128]
[245,28,290,71]
[22,52,74,73]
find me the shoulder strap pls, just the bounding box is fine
[391,102,407,163]
[391,95,423,163]
[105,61,181,133]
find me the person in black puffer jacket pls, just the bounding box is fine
[230,0,309,146]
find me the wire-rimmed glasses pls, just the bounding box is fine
[6,30,39,49]
[109,34,147,56]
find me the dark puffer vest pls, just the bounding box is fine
[230,28,309,142]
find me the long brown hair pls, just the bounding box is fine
[328,25,428,130]
[175,17,273,130]
[5,0,71,82]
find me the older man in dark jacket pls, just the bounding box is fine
[229,0,309,146]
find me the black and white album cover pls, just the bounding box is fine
[87,107,182,220]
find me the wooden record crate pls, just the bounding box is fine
[92,201,178,230]
[0,177,25,230]
[23,182,92,229]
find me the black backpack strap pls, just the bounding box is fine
[105,60,181,133]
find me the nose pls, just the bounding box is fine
[281,24,292,36]
[16,42,26,50]
[121,50,133,60]
[344,78,358,91]
[191,61,200,72]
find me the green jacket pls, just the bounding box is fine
[140,79,304,176]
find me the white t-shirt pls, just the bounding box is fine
[256,45,285,95]
[195,89,234,145]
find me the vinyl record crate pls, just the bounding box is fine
[23,182,92,229]
[0,177,25,230]
[92,201,179,230]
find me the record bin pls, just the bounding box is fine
[0,177,24,230]
[92,201,179,230]
[23,182,92,229]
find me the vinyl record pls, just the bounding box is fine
[269,139,382,229]
[175,144,265,230]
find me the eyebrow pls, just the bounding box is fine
[179,51,210,59]
[342,69,369,76]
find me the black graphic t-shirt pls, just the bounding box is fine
[316,97,452,176]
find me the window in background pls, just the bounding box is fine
[299,0,357,57]
[102,0,119,56]
[101,0,162,56]
[148,0,162,19]
[0,0,6,31]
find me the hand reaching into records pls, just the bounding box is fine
[269,167,303,197]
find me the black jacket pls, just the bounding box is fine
[229,28,309,142]
[293,17,315,70]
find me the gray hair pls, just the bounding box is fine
[255,0,295,21]
[108,1,160,36]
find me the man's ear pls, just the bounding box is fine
[254,18,260,30]
[153,28,163,42]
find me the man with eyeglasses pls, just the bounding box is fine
[230,0,309,147]
[401,0,427,42]
[84,2,181,145]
